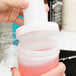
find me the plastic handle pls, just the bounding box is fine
[23,0,48,25]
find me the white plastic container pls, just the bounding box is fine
[17,0,60,76]
[18,34,60,76]
[17,22,60,76]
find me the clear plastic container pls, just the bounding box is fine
[18,30,60,76]
[0,29,7,62]
[0,32,18,68]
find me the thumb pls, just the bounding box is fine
[6,0,29,8]
[11,67,21,76]
[42,63,66,76]
[0,0,29,11]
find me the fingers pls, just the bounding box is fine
[14,17,24,26]
[55,62,66,74]
[45,4,49,12]
[63,73,66,76]
[0,0,29,11]
[19,4,49,17]
[11,63,66,76]
[11,67,21,76]
[42,62,66,76]
[6,8,24,26]
[6,0,29,9]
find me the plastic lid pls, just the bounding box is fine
[16,22,59,40]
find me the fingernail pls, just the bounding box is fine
[20,0,29,8]
[11,67,16,71]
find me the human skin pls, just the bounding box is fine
[11,63,66,76]
[0,0,49,26]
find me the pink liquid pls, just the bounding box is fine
[19,57,59,76]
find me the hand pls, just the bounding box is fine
[0,0,49,26]
[42,62,66,76]
[11,63,66,76]
[11,67,21,76]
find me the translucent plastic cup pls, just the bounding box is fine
[18,31,60,76]
[16,22,60,76]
